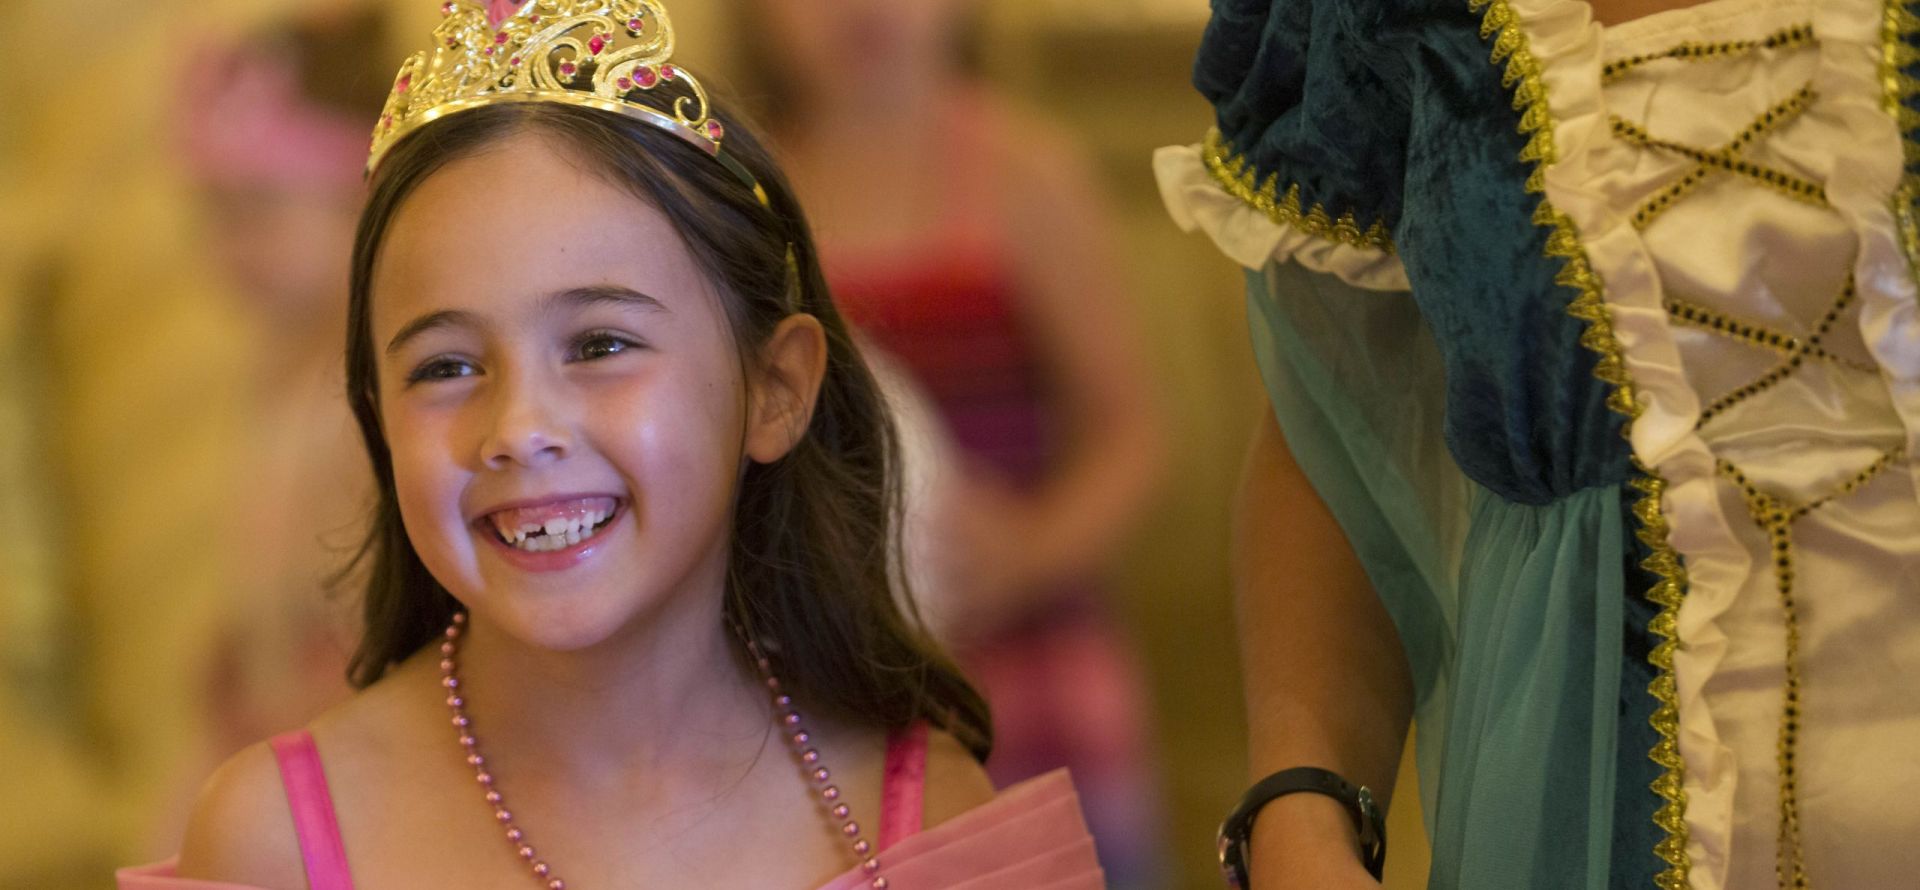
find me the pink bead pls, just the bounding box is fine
[792,731,811,745]
[495,809,513,822]
[832,804,849,819]
[447,696,463,707]
[476,772,493,785]
[813,767,831,784]
[802,749,820,764]
[445,626,459,638]
[853,839,871,855]
[453,715,470,727]
[841,821,860,837]
[486,791,503,804]
[784,712,803,728]
[863,858,881,874]
[467,754,485,767]
[441,641,454,655]
[775,695,793,708]
[756,657,772,671]
[549,882,565,890]
[443,677,460,688]
[506,827,523,841]
[461,735,476,747]
[872,878,889,889]
[767,677,783,691]
[519,845,536,860]
[823,785,841,801]
[533,862,550,877]
[453,612,466,624]
[441,659,454,671]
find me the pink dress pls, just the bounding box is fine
[117,723,1103,890]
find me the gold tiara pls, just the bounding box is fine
[368,0,762,197]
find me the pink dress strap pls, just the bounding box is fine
[268,730,355,890]
[878,722,930,851]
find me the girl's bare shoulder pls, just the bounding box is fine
[174,739,305,887]
[921,728,997,829]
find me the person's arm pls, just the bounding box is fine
[991,103,1170,586]
[1233,405,1413,888]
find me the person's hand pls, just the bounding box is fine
[924,469,1055,640]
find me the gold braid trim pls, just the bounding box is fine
[1200,129,1396,253]
[1468,1,1693,886]
[1883,2,1920,270]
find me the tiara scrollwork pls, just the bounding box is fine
[369,0,760,197]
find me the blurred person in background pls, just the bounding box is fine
[733,1,1172,884]
[171,4,389,776]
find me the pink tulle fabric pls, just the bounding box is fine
[117,726,1103,890]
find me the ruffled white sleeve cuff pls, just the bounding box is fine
[1153,144,1411,292]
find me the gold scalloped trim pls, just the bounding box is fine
[1883,2,1920,268]
[1200,129,1396,253]
[1468,1,1693,886]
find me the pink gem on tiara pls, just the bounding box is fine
[558,61,577,76]
[494,31,509,44]
[634,67,658,88]
[484,46,496,55]
[616,76,632,90]
[706,120,725,141]
[627,17,643,31]
[661,64,677,80]
[588,34,606,54]
[510,56,522,66]
[441,1,454,14]
[397,74,411,93]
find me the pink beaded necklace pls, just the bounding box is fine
[438,612,890,889]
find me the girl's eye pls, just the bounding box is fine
[573,332,640,362]
[408,358,477,383]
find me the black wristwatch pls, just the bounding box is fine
[1216,766,1386,887]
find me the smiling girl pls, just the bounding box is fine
[117,2,1103,888]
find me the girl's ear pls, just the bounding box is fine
[745,313,829,464]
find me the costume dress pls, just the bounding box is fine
[117,723,1103,889]
[1157,0,1920,887]
[828,95,1164,885]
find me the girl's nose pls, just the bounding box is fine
[479,380,572,470]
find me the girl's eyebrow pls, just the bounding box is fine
[386,308,482,356]
[384,286,667,356]
[551,284,668,315]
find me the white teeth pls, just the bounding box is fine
[496,505,615,553]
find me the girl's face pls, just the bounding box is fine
[370,132,801,651]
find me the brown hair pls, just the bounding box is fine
[341,101,991,759]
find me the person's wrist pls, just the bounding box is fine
[1245,793,1374,889]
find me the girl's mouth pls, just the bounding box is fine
[483,496,622,553]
